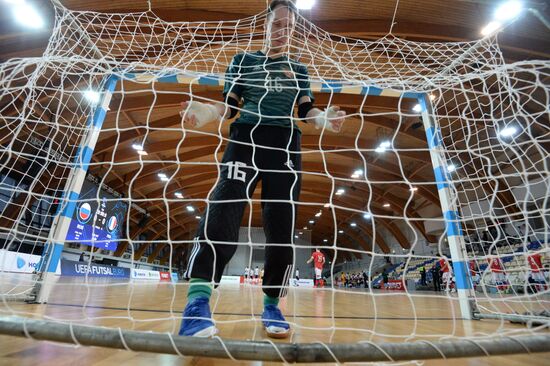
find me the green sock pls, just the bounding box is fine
[187,278,213,301]
[264,294,279,307]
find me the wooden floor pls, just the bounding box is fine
[0,275,549,365]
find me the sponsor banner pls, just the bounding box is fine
[290,279,314,287]
[60,259,130,278]
[159,271,171,281]
[132,268,160,280]
[384,279,405,291]
[0,250,42,274]
[220,275,241,285]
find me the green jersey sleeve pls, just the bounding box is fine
[223,53,245,99]
[296,64,314,103]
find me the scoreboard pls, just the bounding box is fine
[65,180,128,251]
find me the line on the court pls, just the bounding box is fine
[45,303,464,320]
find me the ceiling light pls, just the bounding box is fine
[481,21,502,36]
[447,164,456,172]
[429,94,436,101]
[383,203,390,207]
[83,90,101,105]
[499,126,517,137]
[315,212,322,217]
[303,226,307,230]
[351,169,363,178]
[309,220,314,224]
[363,213,371,219]
[335,188,345,196]
[132,143,148,155]
[12,2,45,29]
[295,235,299,238]
[338,230,344,234]
[494,1,523,21]
[299,232,303,235]
[157,173,169,181]
[186,206,195,212]
[375,141,391,153]
[175,192,183,199]
[413,104,422,113]
[350,222,357,227]
[296,0,315,10]
[195,216,201,220]
[323,239,328,242]
[410,187,418,192]
[324,203,330,208]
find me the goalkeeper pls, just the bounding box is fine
[179,0,346,339]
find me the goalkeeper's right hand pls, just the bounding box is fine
[180,101,221,128]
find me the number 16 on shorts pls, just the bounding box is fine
[227,161,247,182]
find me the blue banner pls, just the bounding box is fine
[60,259,130,278]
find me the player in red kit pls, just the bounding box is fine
[487,255,507,290]
[307,248,325,287]
[439,257,454,292]
[527,252,545,290]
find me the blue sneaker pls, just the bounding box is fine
[178,297,218,337]
[262,304,290,339]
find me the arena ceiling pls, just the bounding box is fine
[1,0,549,61]
[0,0,548,264]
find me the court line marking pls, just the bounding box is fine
[44,303,465,320]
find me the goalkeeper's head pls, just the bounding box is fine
[266,0,297,54]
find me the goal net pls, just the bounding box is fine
[0,1,549,363]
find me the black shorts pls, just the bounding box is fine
[185,123,302,298]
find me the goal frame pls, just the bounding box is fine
[30,71,475,321]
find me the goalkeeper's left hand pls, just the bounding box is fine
[314,106,346,132]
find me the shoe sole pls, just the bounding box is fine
[192,325,218,338]
[264,326,290,339]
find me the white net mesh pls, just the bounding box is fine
[0,1,549,362]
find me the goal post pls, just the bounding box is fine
[29,75,119,304]
[419,94,476,320]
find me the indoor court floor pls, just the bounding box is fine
[0,276,548,365]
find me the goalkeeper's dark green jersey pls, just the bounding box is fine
[223,51,314,131]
